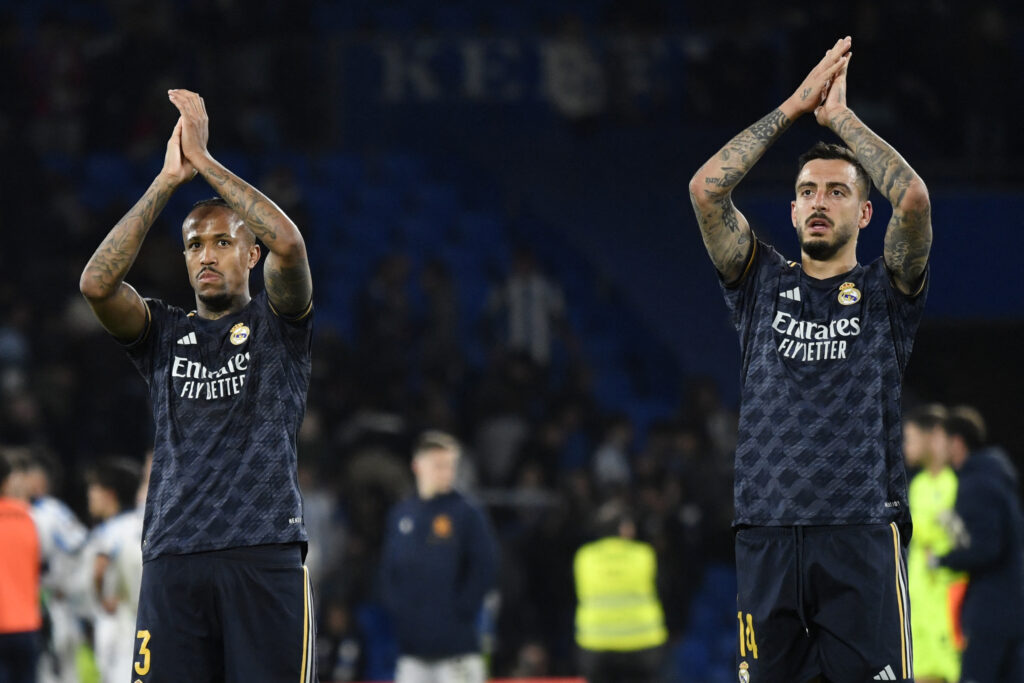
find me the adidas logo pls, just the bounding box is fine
[176,332,198,346]
[779,287,801,301]
[873,664,897,680]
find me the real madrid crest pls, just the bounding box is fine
[837,281,861,306]
[432,514,453,539]
[229,322,250,345]
[738,660,750,683]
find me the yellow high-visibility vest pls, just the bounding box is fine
[574,537,667,651]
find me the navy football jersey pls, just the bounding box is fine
[722,239,927,528]
[125,290,312,561]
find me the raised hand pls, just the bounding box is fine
[789,37,852,117]
[815,51,851,130]
[159,117,197,186]
[167,89,211,164]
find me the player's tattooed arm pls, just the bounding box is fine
[199,161,313,316]
[80,119,195,340]
[688,37,852,284]
[688,109,791,282]
[169,89,313,316]
[816,54,931,295]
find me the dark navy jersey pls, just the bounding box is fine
[125,290,312,561]
[721,239,927,528]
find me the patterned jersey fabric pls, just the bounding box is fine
[125,290,312,561]
[722,239,927,528]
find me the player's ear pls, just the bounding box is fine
[248,243,260,269]
[858,200,872,229]
[791,200,798,228]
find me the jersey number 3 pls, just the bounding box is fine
[135,629,152,676]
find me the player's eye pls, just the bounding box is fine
[218,240,230,247]
[188,243,200,249]
[832,189,845,197]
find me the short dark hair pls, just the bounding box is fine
[797,142,872,199]
[413,430,461,458]
[904,403,948,430]
[186,197,255,246]
[943,406,987,452]
[86,457,142,511]
[191,197,231,212]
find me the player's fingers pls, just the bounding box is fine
[199,95,208,118]
[819,36,851,68]
[823,56,848,81]
[168,91,188,116]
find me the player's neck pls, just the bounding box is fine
[194,292,252,320]
[800,252,858,280]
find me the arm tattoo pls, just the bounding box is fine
[831,111,932,289]
[831,111,912,206]
[690,108,792,279]
[200,164,280,244]
[883,206,931,290]
[197,158,312,312]
[264,259,313,317]
[82,178,174,296]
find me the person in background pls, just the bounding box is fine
[573,501,667,683]
[935,407,1024,683]
[0,449,43,683]
[84,457,142,683]
[903,404,963,683]
[23,450,89,683]
[380,431,498,683]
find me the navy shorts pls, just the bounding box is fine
[735,523,913,683]
[132,543,316,683]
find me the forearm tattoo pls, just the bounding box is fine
[832,112,931,288]
[692,108,792,278]
[199,160,312,312]
[83,178,173,295]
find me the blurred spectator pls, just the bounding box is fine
[592,414,633,492]
[936,407,1024,683]
[487,249,567,367]
[0,448,43,683]
[419,259,462,385]
[85,457,143,683]
[317,600,366,683]
[574,501,666,683]
[380,432,498,683]
[903,405,963,683]
[24,450,89,683]
[356,253,414,387]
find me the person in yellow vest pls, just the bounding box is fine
[574,502,667,683]
[903,404,964,683]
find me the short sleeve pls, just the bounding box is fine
[263,291,314,359]
[719,239,787,330]
[123,298,167,380]
[881,262,929,371]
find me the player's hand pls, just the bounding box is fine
[158,117,197,186]
[167,88,211,164]
[815,51,851,129]
[788,37,851,117]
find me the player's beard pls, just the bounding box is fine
[799,221,855,262]
[198,291,234,313]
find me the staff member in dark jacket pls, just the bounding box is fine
[381,431,498,683]
[935,407,1024,683]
